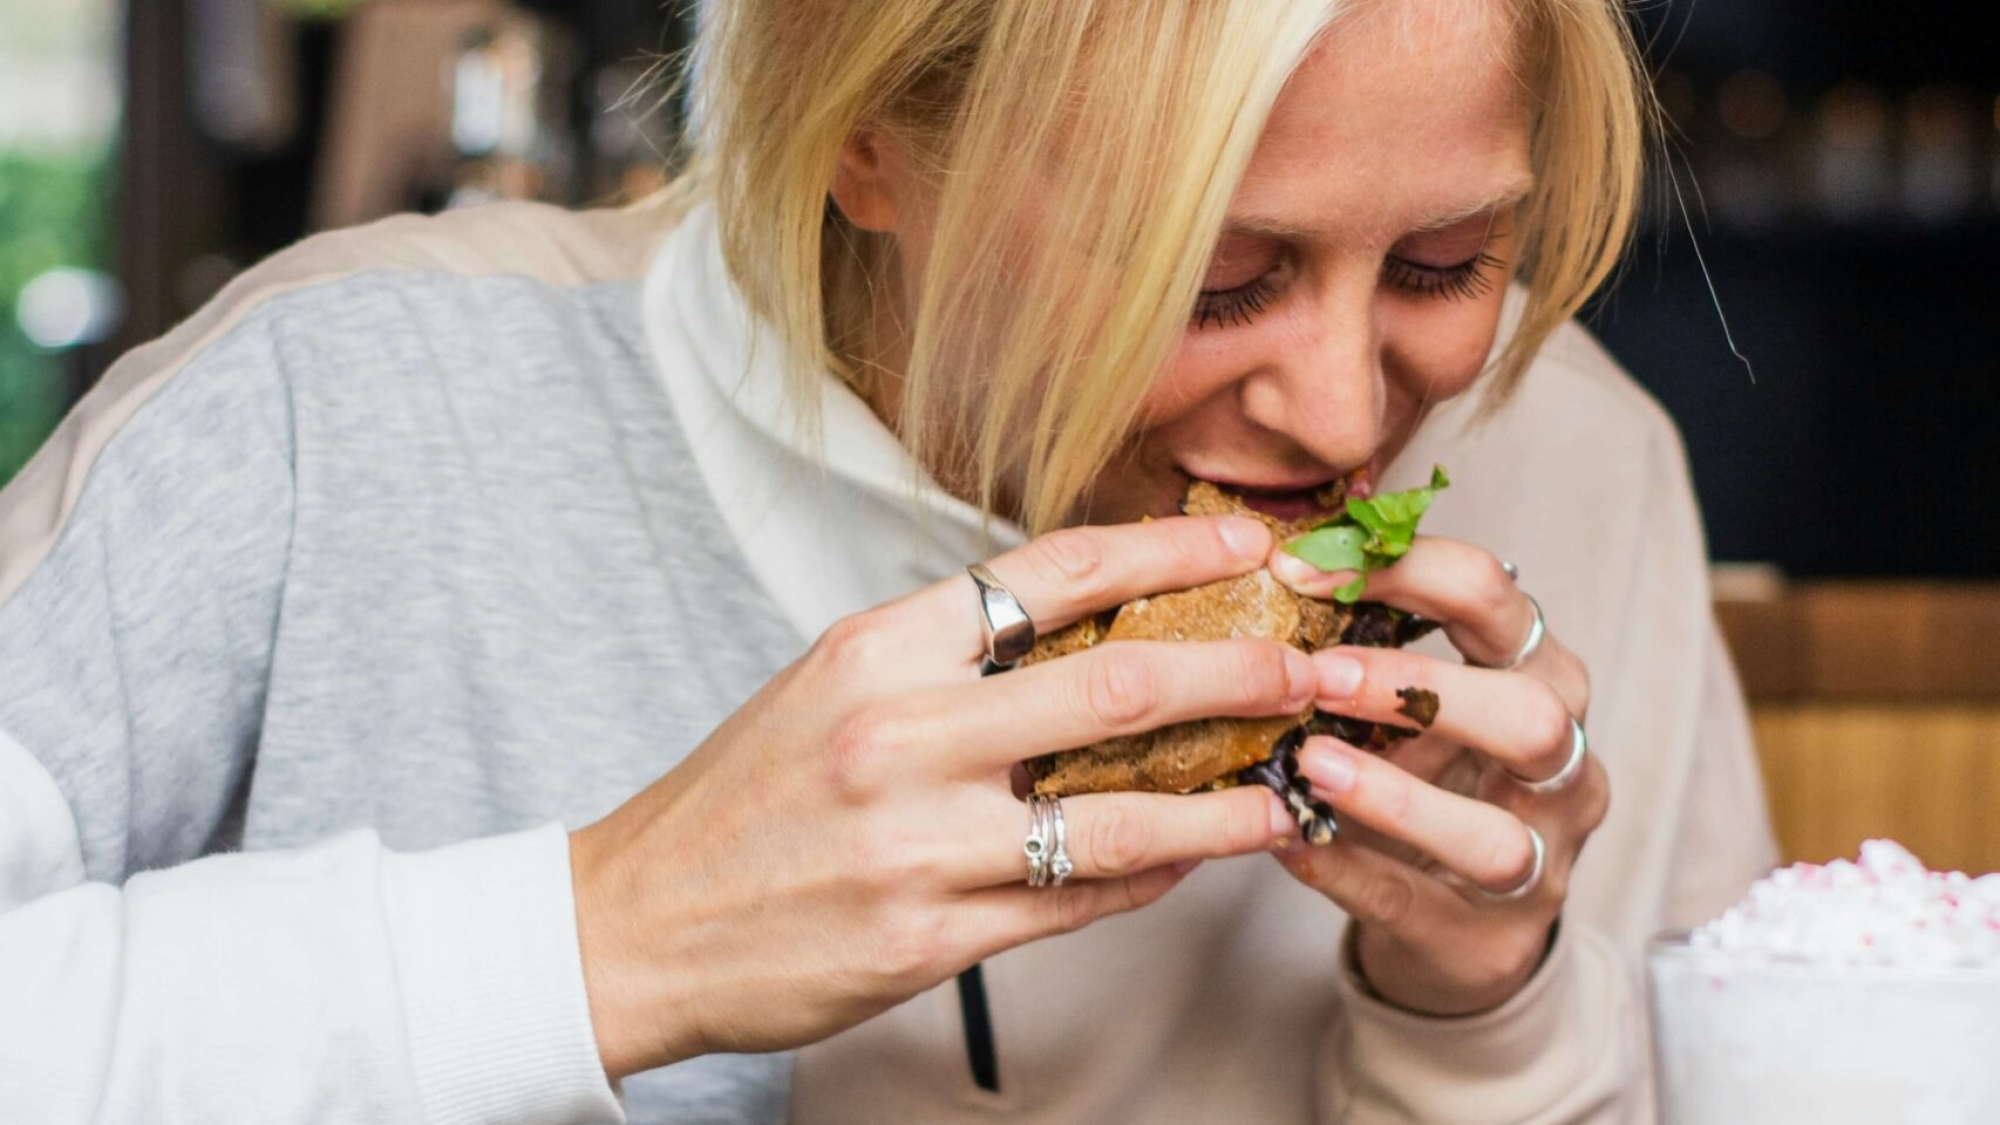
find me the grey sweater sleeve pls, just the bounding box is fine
[0,299,624,1125]
[0,320,294,881]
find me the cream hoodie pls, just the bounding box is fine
[641,201,1781,1123]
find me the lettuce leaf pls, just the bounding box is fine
[1282,465,1450,604]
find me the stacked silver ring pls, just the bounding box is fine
[1024,794,1073,887]
[1509,714,1589,795]
[1476,825,1547,903]
[1470,591,1546,670]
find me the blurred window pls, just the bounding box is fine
[0,0,120,485]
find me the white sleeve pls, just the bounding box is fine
[0,730,625,1125]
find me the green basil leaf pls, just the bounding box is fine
[1285,524,1369,573]
[1280,464,1450,599]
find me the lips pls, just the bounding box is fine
[1181,462,1377,523]
[1230,487,1336,522]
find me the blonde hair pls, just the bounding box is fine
[659,0,1648,534]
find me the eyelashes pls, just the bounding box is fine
[1190,250,1503,331]
[1191,275,1278,330]
[1380,250,1503,303]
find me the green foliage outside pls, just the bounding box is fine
[0,152,109,486]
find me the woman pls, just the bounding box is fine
[0,0,1776,1122]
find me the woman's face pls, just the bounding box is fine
[1093,0,1533,524]
[834,0,1532,526]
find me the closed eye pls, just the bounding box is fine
[1381,250,1502,302]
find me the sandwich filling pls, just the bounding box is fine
[1022,470,1449,844]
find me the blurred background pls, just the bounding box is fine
[0,1,1995,871]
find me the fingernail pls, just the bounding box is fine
[1300,742,1359,797]
[1282,647,1316,707]
[1218,517,1271,561]
[1273,541,1358,592]
[1269,796,1297,839]
[1270,548,1323,586]
[1314,651,1364,700]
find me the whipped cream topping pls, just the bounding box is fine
[1692,840,2000,968]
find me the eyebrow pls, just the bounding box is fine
[1219,174,1537,242]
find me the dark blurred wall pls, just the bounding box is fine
[1593,2,2000,576]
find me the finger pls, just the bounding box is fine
[959,784,1288,888]
[959,861,1197,958]
[1310,646,1582,782]
[1291,736,1544,895]
[899,637,1316,772]
[1273,834,1480,931]
[895,515,1274,665]
[1270,536,1545,672]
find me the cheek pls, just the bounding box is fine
[1381,289,1509,399]
[1136,332,1242,423]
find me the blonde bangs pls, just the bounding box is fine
[903,3,1339,532]
[1492,0,1651,405]
[681,0,1652,534]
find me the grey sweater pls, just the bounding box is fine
[0,202,798,1123]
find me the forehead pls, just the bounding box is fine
[1229,0,1533,242]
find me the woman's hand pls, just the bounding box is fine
[1269,537,1609,1016]
[570,516,1313,1080]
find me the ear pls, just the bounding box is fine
[829,126,906,233]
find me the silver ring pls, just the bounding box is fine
[967,563,1037,674]
[1509,715,1589,795]
[1500,561,1520,583]
[1024,794,1072,887]
[1476,825,1545,903]
[1470,592,1545,671]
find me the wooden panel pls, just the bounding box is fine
[1752,704,2000,875]
[1718,582,2000,702]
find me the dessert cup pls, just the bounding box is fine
[1647,930,2000,1124]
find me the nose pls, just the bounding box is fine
[1236,276,1386,470]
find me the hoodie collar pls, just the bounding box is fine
[639,199,1026,643]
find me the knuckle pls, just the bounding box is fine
[1473,549,1517,616]
[823,703,905,798]
[1029,527,1106,589]
[876,905,952,987]
[1087,802,1152,877]
[1046,884,1100,935]
[1231,790,1279,852]
[1232,641,1294,710]
[1579,765,1612,830]
[1079,649,1160,730]
[1571,660,1593,712]
[1541,864,1573,904]
[1368,767,1414,833]
[1354,871,1416,927]
[1523,683,1574,762]
[812,609,892,675]
[1484,822,1537,888]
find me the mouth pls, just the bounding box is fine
[1181,463,1378,523]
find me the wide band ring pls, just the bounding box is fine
[967,563,1037,675]
[1024,794,1072,888]
[1476,825,1546,903]
[1508,715,1589,796]
[1470,591,1545,671]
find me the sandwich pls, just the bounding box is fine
[1020,467,1451,844]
